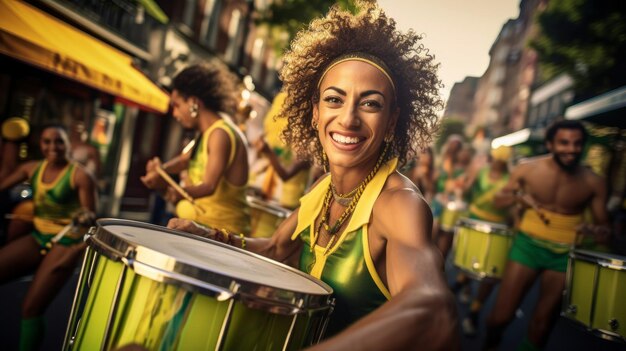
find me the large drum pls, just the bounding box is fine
[63,219,333,351]
[562,250,626,342]
[440,200,467,232]
[248,196,291,238]
[452,218,514,280]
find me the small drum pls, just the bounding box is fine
[452,218,514,280]
[63,219,333,351]
[248,196,291,238]
[440,200,467,232]
[562,250,626,342]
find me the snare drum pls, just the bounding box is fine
[248,196,291,238]
[563,250,626,342]
[440,200,467,232]
[64,219,333,351]
[452,218,514,280]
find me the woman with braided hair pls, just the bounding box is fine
[168,2,458,349]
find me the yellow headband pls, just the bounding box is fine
[317,53,396,95]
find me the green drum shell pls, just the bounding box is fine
[67,219,333,351]
[563,249,626,342]
[440,201,468,232]
[452,218,513,280]
[248,196,291,238]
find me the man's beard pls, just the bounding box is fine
[553,153,581,173]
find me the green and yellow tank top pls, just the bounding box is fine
[468,167,509,223]
[291,158,398,336]
[176,119,250,235]
[32,160,81,235]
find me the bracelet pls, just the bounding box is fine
[238,233,246,249]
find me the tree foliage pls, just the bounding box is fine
[255,0,356,54]
[530,0,626,99]
[435,117,466,152]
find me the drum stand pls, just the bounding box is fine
[63,228,98,350]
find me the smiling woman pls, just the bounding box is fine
[168,1,458,350]
[0,125,97,351]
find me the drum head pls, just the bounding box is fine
[457,217,511,236]
[89,219,332,310]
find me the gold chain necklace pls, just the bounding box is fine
[309,143,390,259]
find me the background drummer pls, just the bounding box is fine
[433,143,473,259]
[168,2,458,349]
[484,120,610,351]
[0,124,97,351]
[450,145,512,336]
[141,63,251,235]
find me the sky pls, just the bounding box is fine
[377,0,520,103]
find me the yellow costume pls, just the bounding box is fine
[176,119,250,235]
[260,92,309,209]
[519,208,583,245]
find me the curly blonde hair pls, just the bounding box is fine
[279,1,442,167]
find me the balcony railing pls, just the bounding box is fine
[53,0,161,51]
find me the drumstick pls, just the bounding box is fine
[5,213,70,225]
[51,223,73,244]
[155,166,206,214]
[5,213,34,221]
[517,193,550,225]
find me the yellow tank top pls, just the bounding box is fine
[175,119,250,234]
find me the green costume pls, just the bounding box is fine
[468,167,509,223]
[31,160,82,248]
[291,158,398,336]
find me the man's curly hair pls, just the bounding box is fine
[172,62,238,116]
[279,1,442,167]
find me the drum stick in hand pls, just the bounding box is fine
[155,166,206,214]
[517,192,550,225]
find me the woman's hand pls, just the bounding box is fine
[167,218,234,244]
[140,157,167,190]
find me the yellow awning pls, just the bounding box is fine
[0,0,169,114]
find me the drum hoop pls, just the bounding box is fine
[570,249,626,270]
[88,218,333,314]
[457,217,512,236]
[560,314,626,343]
[247,196,292,218]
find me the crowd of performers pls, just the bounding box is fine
[0,1,621,351]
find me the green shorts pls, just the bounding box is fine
[509,231,570,273]
[32,229,82,250]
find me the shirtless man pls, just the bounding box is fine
[484,120,609,350]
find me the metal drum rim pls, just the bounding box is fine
[457,217,512,236]
[247,196,292,218]
[88,218,333,314]
[570,249,626,270]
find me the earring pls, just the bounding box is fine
[312,119,318,130]
[321,149,328,173]
[190,103,199,119]
[384,134,394,143]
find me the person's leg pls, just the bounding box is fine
[6,200,34,243]
[0,234,42,283]
[522,269,565,350]
[462,280,497,336]
[20,242,85,351]
[484,261,538,350]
